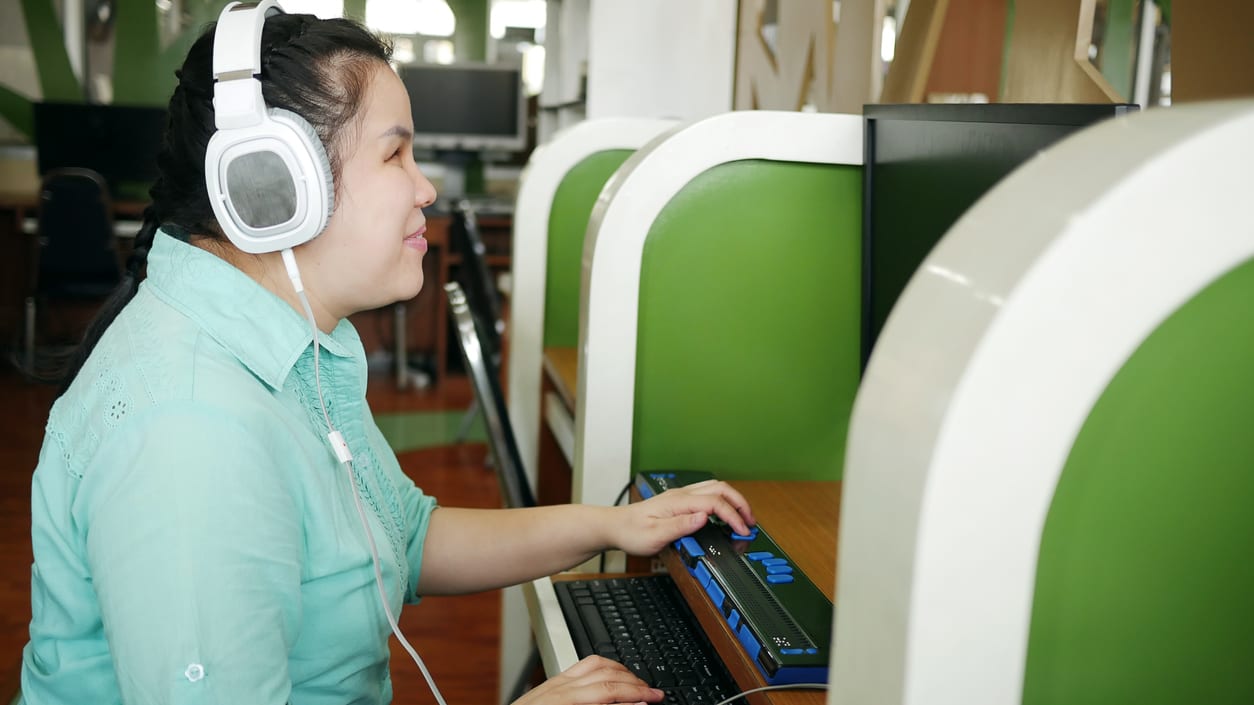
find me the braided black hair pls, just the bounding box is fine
[57,13,393,393]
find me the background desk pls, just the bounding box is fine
[526,479,841,705]
[537,346,578,504]
[0,193,512,384]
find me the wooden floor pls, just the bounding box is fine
[0,366,505,705]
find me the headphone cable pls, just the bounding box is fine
[281,249,449,705]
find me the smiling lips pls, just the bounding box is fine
[404,226,428,253]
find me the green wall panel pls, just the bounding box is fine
[543,149,633,348]
[1024,256,1254,704]
[632,161,862,481]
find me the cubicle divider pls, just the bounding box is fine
[507,118,677,482]
[522,111,863,679]
[502,117,674,702]
[832,100,1254,705]
[573,111,864,512]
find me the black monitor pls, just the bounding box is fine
[398,63,525,153]
[861,103,1137,368]
[33,102,167,202]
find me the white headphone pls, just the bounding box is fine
[205,0,334,254]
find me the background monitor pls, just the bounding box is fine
[861,102,1137,368]
[33,101,167,202]
[399,62,525,153]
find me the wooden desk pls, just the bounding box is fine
[543,346,578,411]
[527,479,842,705]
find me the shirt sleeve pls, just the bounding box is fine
[77,401,302,705]
[366,422,437,604]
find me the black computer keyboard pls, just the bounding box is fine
[554,575,738,705]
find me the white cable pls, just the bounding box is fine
[712,682,828,705]
[281,248,449,705]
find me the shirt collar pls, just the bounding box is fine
[143,229,361,390]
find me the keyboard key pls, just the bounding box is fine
[556,576,736,705]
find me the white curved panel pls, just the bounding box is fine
[506,118,677,486]
[831,100,1254,705]
[574,110,864,508]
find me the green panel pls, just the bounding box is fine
[113,0,179,105]
[448,0,489,62]
[0,84,35,140]
[343,0,367,22]
[20,0,82,102]
[1024,256,1254,704]
[542,149,634,348]
[633,161,862,481]
[1099,0,1137,100]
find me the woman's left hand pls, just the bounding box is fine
[608,480,756,557]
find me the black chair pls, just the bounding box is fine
[444,281,536,510]
[17,168,122,379]
[449,200,505,441]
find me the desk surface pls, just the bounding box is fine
[543,346,579,412]
[527,479,841,705]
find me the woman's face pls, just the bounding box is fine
[299,61,437,319]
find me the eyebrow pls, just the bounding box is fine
[379,125,413,142]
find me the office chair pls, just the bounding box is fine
[449,200,506,442]
[17,167,122,380]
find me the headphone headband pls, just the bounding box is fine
[205,0,334,254]
[212,0,284,130]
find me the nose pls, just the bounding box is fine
[412,163,437,210]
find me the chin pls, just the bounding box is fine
[398,277,425,301]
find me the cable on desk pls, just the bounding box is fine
[714,683,829,705]
[598,479,636,573]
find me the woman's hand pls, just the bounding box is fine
[512,656,664,705]
[608,480,756,557]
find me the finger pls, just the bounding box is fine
[561,655,633,680]
[678,492,752,536]
[686,483,755,529]
[566,677,663,705]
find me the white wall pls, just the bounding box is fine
[537,0,591,144]
[585,0,737,122]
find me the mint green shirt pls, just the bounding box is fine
[22,231,438,704]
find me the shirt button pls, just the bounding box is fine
[185,663,205,682]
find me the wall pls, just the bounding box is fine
[1172,0,1254,102]
[585,0,737,122]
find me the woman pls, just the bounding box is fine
[20,8,755,705]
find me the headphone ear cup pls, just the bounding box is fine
[267,107,336,222]
[206,107,335,254]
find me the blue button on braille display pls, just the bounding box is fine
[761,558,788,567]
[727,609,740,630]
[781,648,803,655]
[736,624,761,662]
[765,564,793,575]
[679,536,705,559]
[694,562,713,588]
[705,581,726,608]
[804,648,819,655]
[746,552,774,561]
[766,574,794,584]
